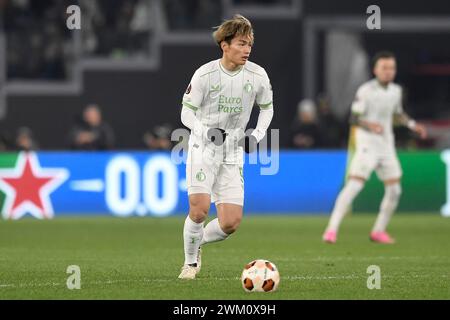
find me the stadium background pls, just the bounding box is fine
[0,0,449,218]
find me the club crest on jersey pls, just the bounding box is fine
[244,82,253,93]
[196,170,206,182]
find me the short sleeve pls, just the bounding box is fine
[182,70,204,112]
[256,70,273,110]
[351,86,367,115]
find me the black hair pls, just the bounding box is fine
[372,51,396,68]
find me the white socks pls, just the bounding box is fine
[200,218,229,246]
[183,216,231,265]
[183,216,204,265]
[372,184,402,232]
[327,179,364,232]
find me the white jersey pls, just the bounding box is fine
[182,59,273,163]
[351,79,403,153]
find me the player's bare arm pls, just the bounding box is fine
[394,112,428,139]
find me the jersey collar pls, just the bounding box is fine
[219,60,243,77]
[374,79,392,90]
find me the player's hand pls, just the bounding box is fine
[240,134,258,153]
[207,128,227,146]
[367,122,383,134]
[413,123,428,139]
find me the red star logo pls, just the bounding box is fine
[0,152,69,219]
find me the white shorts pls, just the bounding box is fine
[348,148,402,181]
[186,138,244,206]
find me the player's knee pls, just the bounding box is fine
[340,178,364,199]
[387,184,402,201]
[188,196,210,222]
[347,178,365,190]
[189,208,208,223]
[220,216,242,234]
[189,203,209,222]
[393,184,402,198]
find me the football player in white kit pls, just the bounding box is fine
[323,51,427,244]
[178,15,274,279]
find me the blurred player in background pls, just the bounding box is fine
[323,51,427,244]
[178,15,274,279]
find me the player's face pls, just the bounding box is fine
[373,58,396,84]
[222,35,253,66]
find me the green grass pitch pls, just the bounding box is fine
[0,214,449,299]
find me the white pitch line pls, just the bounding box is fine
[1,274,448,289]
[0,282,62,288]
[274,256,449,262]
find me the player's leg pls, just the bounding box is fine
[371,156,402,243]
[202,203,242,245]
[179,192,210,280]
[323,150,374,243]
[184,193,209,263]
[179,145,216,279]
[202,164,244,245]
[370,179,401,243]
[323,176,365,242]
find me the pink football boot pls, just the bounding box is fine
[370,231,395,244]
[322,230,337,244]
